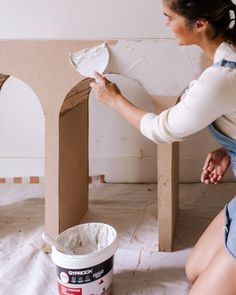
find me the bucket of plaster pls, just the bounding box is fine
[51,222,118,295]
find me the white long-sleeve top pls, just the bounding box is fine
[140,42,236,143]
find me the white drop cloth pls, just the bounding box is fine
[0,182,236,295]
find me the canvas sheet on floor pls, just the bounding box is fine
[0,182,236,295]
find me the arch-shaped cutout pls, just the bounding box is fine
[89,74,156,182]
[0,74,45,178]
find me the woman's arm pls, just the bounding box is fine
[90,72,147,130]
[90,68,234,144]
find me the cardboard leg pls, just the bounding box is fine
[58,78,92,233]
[157,142,179,252]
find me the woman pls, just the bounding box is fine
[90,0,236,294]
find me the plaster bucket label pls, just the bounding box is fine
[51,223,118,295]
[57,256,113,295]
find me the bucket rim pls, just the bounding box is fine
[52,222,118,259]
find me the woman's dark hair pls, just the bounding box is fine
[164,0,236,46]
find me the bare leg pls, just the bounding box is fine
[186,209,224,282]
[189,247,236,295]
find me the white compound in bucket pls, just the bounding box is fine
[57,223,116,255]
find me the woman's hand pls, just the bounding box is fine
[89,71,147,130]
[90,72,122,109]
[201,147,231,184]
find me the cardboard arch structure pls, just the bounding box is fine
[0,40,100,238]
[0,40,179,251]
[0,61,95,236]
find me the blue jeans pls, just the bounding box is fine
[207,58,236,259]
[208,124,236,176]
[208,124,236,259]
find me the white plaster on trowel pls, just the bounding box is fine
[70,43,109,78]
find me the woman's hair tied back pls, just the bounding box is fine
[165,0,236,45]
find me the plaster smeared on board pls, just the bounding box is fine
[69,41,156,94]
[70,40,206,96]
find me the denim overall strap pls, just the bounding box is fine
[208,58,236,175]
[214,58,236,68]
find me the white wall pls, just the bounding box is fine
[0,0,172,39]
